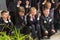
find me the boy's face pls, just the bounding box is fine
[18,1,22,4]
[2,12,9,19]
[43,9,49,16]
[30,10,36,16]
[26,1,29,5]
[19,12,24,17]
[46,3,51,9]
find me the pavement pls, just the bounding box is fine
[41,30,60,40]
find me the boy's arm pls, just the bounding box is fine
[27,16,33,25]
[42,0,47,5]
[51,19,55,33]
[8,20,14,26]
[8,15,14,26]
[51,0,55,3]
[40,17,47,31]
[51,19,54,29]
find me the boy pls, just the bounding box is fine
[27,7,41,40]
[17,0,22,7]
[0,10,13,35]
[25,0,31,14]
[15,6,27,34]
[44,2,54,19]
[41,8,55,39]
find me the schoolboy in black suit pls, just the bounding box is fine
[27,7,41,40]
[0,10,13,35]
[41,8,55,39]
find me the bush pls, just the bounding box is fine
[0,27,28,40]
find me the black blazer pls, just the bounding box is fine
[15,16,26,29]
[40,15,54,31]
[0,18,13,31]
[0,18,13,26]
[27,14,40,26]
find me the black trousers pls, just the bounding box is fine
[29,24,41,39]
[42,29,55,37]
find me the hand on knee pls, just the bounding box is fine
[45,30,48,35]
[51,29,55,33]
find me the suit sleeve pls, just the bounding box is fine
[27,16,34,26]
[8,20,14,26]
[41,17,47,31]
[51,18,54,29]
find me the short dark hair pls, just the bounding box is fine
[1,10,9,15]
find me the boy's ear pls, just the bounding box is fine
[0,11,2,17]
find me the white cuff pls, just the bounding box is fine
[9,20,11,22]
[30,18,33,21]
[42,3,45,5]
[37,17,39,20]
[17,5,20,7]
[52,2,55,3]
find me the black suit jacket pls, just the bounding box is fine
[27,14,40,26]
[15,16,26,29]
[41,15,54,31]
[0,18,13,26]
[0,18,13,31]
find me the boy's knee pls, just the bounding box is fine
[44,30,48,36]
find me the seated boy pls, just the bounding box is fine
[0,10,13,35]
[41,8,55,39]
[15,6,27,34]
[25,0,31,14]
[17,0,22,7]
[27,7,41,40]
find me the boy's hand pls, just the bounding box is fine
[45,30,48,34]
[42,0,47,5]
[29,14,34,21]
[8,15,11,20]
[26,1,29,5]
[17,1,22,5]
[38,13,41,18]
[51,0,55,3]
[37,13,41,20]
[51,29,55,33]
[29,14,33,18]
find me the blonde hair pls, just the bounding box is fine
[30,7,37,12]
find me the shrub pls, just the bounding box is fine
[0,27,28,40]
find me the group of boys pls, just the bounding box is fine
[0,1,57,40]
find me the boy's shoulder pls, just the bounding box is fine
[0,18,3,21]
[0,17,4,23]
[40,15,45,19]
